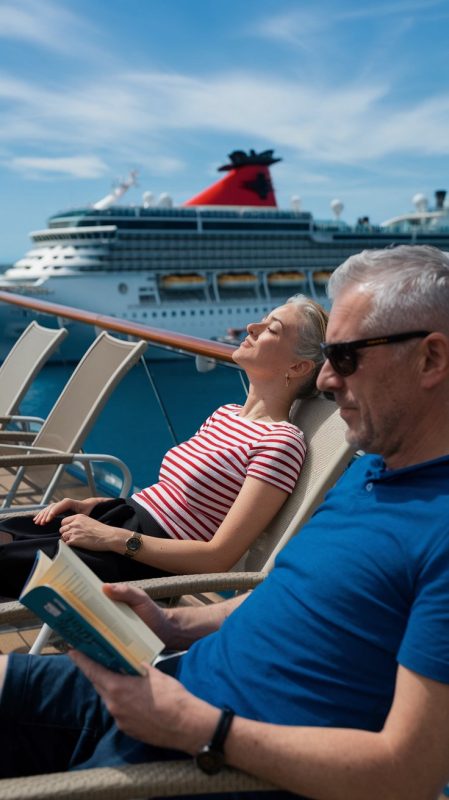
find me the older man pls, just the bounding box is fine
[2,244,449,800]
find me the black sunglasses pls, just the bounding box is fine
[320,330,430,377]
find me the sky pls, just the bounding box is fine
[1,0,449,263]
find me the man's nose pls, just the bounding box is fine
[317,358,344,392]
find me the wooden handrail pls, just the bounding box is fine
[0,291,237,362]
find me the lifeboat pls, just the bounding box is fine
[313,270,333,286]
[217,272,258,289]
[161,274,206,291]
[267,271,306,288]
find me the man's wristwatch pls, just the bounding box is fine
[124,533,143,557]
[195,707,235,774]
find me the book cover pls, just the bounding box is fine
[20,542,164,675]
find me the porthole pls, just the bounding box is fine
[118,282,128,294]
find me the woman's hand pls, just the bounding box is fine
[59,514,122,551]
[33,497,102,526]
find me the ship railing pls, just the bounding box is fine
[0,291,247,493]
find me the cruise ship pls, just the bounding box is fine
[1,148,449,359]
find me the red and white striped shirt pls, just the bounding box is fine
[132,404,306,542]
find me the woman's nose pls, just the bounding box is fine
[247,320,261,335]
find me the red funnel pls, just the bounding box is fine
[184,149,281,208]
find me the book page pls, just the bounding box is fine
[22,543,164,663]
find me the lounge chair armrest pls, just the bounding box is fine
[0,431,37,443]
[0,573,266,627]
[131,571,267,599]
[0,760,276,799]
[0,451,75,468]
[0,598,39,627]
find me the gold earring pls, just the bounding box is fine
[285,373,290,388]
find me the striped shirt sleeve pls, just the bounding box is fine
[246,424,306,493]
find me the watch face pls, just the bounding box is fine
[196,746,224,775]
[126,536,142,552]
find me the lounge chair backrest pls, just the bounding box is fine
[234,394,354,573]
[0,322,68,417]
[23,332,148,487]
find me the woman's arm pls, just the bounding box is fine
[58,476,289,573]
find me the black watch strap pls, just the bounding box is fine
[210,706,235,750]
[195,706,235,774]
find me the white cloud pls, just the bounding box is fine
[10,155,109,179]
[2,64,449,179]
[0,0,102,57]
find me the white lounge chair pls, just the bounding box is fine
[0,322,68,429]
[0,332,148,509]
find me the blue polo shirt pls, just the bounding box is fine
[179,454,449,731]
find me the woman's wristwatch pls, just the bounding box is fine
[124,533,143,557]
[195,707,235,774]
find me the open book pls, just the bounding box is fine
[20,541,164,675]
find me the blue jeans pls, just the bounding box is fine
[0,653,297,799]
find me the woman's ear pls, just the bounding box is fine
[289,359,315,380]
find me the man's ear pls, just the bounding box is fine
[420,333,449,389]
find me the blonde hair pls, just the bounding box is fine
[286,294,329,398]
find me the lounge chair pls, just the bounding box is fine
[0,321,68,429]
[232,392,354,575]
[0,332,148,509]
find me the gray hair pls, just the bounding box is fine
[286,294,329,398]
[328,245,449,335]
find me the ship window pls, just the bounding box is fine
[118,283,128,294]
[181,310,186,316]
[171,311,177,316]
[162,312,167,317]
[190,310,195,315]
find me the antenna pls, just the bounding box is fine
[291,195,302,212]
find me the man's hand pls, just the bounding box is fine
[102,583,175,646]
[69,650,219,755]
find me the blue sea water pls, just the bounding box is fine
[19,356,247,492]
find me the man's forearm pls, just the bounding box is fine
[224,718,437,800]
[164,593,248,650]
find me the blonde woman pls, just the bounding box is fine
[0,296,328,597]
